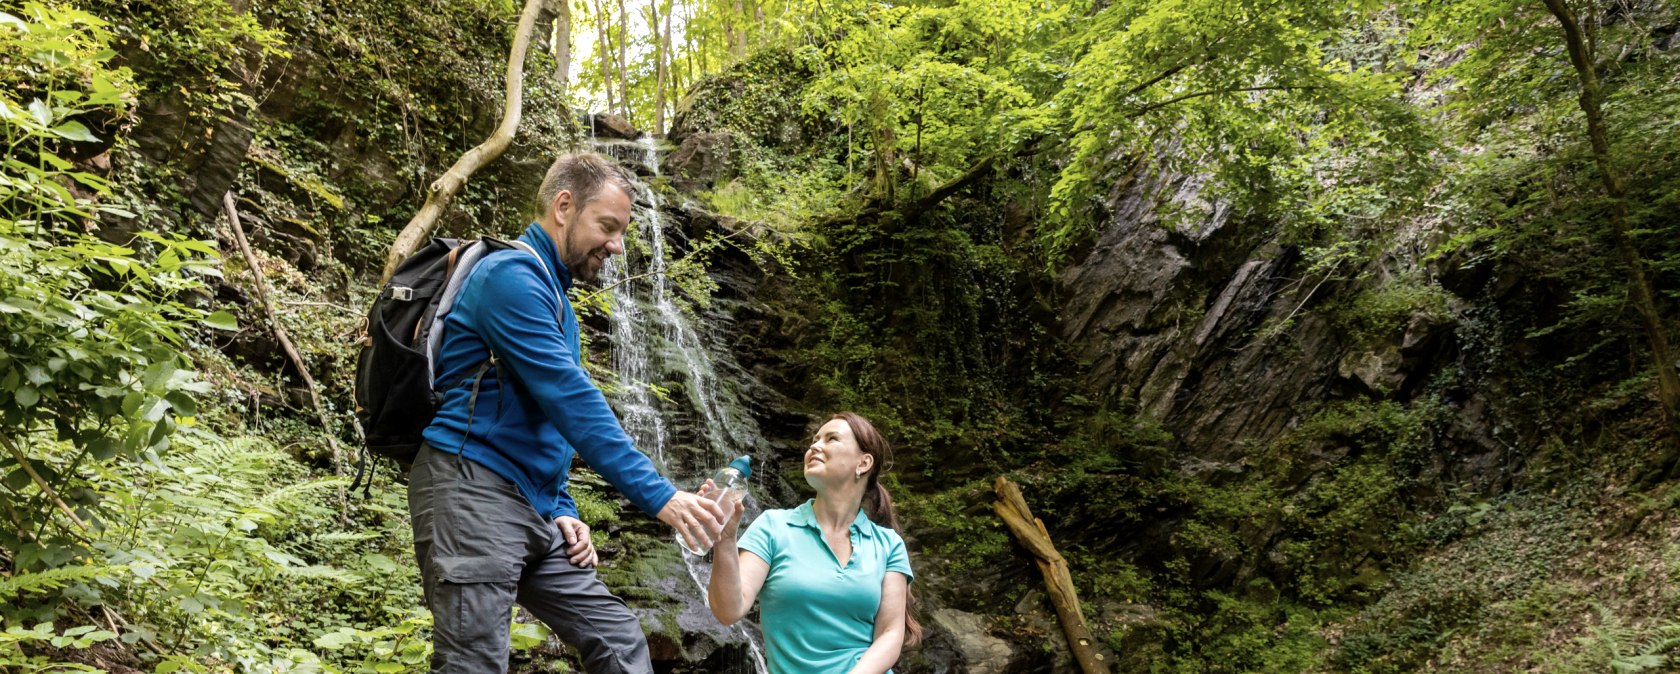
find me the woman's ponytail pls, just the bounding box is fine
[835,412,923,647]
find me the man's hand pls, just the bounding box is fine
[657,490,728,551]
[555,516,597,568]
[698,479,747,542]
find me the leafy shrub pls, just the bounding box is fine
[1,1,228,573]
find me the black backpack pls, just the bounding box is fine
[351,237,536,486]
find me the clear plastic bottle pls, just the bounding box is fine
[676,455,752,555]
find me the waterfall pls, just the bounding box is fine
[595,134,770,674]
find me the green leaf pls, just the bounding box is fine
[141,360,176,394]
[121,390,143,417]
[39,151,72,170]
[15,385,39,408]
[202,310,238,331]
[88,436,120,460]
[165,391,198,416]
[138,396,170,422]
[27,98,51,126]
[49,121,98,142]
[313,630,357,649]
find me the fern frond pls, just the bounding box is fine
[311,531,382,544]
[1636,626,1680,658]
[1590,603,1640,660]
[253,477,348,511]
[0,565,123,600]
[274,564,361,585]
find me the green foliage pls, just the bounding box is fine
[311,615,435,673]
[1,423,453,672]
[1331,274,1453,349]
[1332,493,1587,671]
[1581,605,1680,674]
[701,153,850,234]
[1,622,118,673]
[900,480,1009,577]
[1414,0,1680,432]
[1,1,224,574]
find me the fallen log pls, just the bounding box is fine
[994,475,1111,674]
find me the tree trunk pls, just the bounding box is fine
[1540,0,1680,472]
[994,477,1112,674]
[596,0,615,113]
[552,0,572,88]
[381,0,546,284]
[617,0,631,119]
[732,0,746,57]
[654,0,671,135]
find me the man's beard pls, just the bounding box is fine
[564,228,608,284]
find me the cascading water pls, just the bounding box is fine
[596,134,770,674]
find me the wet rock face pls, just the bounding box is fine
[1054,158,1525,592]
[1057,168,1327,457]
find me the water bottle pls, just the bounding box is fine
[676,455,752,556]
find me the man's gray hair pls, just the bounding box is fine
[535,152,635,218]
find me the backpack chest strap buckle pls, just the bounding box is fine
[391,286,414,301]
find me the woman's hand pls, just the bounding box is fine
[719,487,745,541]
[555,515,598,568]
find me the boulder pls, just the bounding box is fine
[1338,344,1406,395]
[589,111,642,140]
[665,131,737,190]
[929,609,1015,674]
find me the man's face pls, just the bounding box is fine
[553,183,631,284]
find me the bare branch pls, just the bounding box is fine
[380,0,548,284]
[0,434,89,533]
[225,192,350,501]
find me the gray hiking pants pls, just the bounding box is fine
[409,443,653,674]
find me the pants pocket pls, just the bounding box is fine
[434,554,520,584]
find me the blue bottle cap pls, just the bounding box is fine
[729,455,752,478]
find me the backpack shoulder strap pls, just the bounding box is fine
[430,238,568,379]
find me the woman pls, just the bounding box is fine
[708,412,922,673]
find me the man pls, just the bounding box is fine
[410,151,727,673]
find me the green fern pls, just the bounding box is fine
[253,477,348,511]
[1586,605,1680,673]
[274,564,362,585]
[310,531,383,544]
[0,565,124,601]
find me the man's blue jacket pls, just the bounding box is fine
[422,221,677,521]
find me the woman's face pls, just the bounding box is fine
[804,418,873,490]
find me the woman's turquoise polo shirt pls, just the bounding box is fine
[737,499,914,673]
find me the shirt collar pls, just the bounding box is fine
[788,499,876,539]
[519,221,574,290]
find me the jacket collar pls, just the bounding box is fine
[519,221,574,291]
[788,499,876,539]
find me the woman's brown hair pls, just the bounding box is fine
[829,412,923,646]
